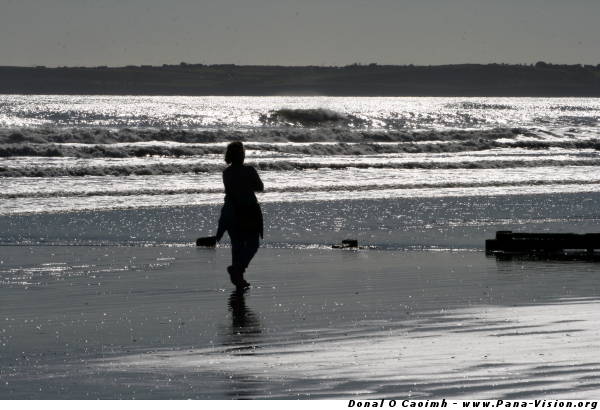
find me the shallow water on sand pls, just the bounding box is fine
[1,246,599,398]
[2,192,600,252]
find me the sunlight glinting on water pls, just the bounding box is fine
[2,95,600,129]
[1,95,600,214]
[3,167,600,214]
[1,150,596,170]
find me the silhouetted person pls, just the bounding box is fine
[215,141,264,288]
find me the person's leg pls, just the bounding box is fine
[230,231,242,269]
[228,230,245,286]
[230,231,259,288]
[239,232,260,271]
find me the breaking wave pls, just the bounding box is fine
[535,116,599,127]
[0,126,544,159]
[550,105,599,112]
[259,108,369,127]
[0,143,225,158]
[448,102,516,110]
[4,138,600,158]
[3,179,600,200]
[0,126,526,145]
[3,158,600,177]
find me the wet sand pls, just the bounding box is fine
[3,192,600,249]
[1,246,600,399]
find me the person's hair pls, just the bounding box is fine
[225,141,245,165]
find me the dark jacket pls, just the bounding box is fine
[216,164,264,239]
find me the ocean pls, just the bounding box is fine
[1,95,600,249]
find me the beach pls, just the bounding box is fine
[2,242,600,399]
[2,95,600,399]
[0,194,600,399]
[3,192,600,249]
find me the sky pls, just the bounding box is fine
[1,0,599,67]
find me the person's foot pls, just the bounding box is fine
[227,265,250,288]
[226,265,247,286]
[227,265,239,286]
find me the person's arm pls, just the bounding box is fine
[215,171,228,241]
[251,167,264,192]
[222,168,231,196]
[215,203,228,241]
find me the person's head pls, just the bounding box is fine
[225,141,245,165]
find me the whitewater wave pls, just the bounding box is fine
[535,116,599,127]
[0,143,225,158]
[550,105,600,112]
[2,158,600,177]
[3,138,600,158]
[3,178,600,200]
[0,126,526,145]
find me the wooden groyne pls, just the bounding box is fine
[486,231,600,254]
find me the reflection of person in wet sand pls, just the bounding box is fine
[216,141,264,288]
[228,289,260,334]
[223,288,262,351]
[222,289,263,399]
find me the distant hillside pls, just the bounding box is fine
[1,63,600,96]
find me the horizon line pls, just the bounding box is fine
[2,61,600,70]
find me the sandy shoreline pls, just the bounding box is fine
[2,191,600,250]
[1,245,599,398]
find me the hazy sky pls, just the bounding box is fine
[1,0,599,67]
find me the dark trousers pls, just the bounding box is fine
[229,230,260,273]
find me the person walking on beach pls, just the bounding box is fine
[215,141,264,288]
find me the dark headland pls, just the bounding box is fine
[1,63,600,96]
